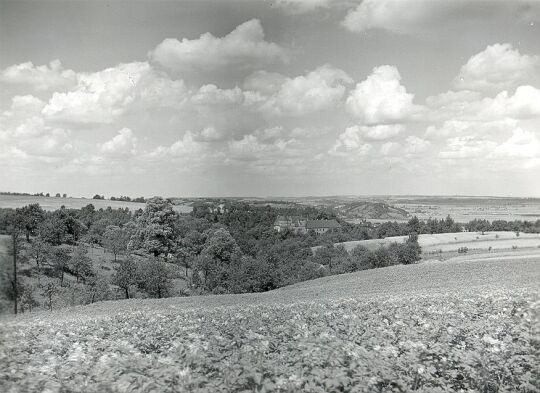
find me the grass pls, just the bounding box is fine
[0,255,538,392]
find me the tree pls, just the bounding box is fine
[27,237,51,284]
[195,228,241,291]
[86,274,110,304]
[174,230,205,278]
[103,225,130,262]
[136,259,172,298]
[2,210,25,314]
[112,259,138,299]
[128,197,179,260]
[69,245,94,283]
[16,204,45,242]
[50,248,70,285]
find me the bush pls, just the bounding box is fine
[458,247,469,254]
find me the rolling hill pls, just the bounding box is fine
[1,253,538,392]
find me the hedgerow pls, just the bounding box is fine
[0,287,538,392]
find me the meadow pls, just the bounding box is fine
[1,254,538,392]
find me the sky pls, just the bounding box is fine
[1,0,540,198]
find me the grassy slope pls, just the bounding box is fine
[1,252,538,392]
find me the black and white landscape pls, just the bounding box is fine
[0,1,539,392]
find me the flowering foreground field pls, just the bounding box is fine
[1,257,539,392]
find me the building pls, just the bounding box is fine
[273,215,307,234]
[273,216,341,235]
[305,219,342,234]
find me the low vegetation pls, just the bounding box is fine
[1,254,538,392]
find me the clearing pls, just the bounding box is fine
[0,252,538,392]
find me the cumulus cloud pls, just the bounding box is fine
[244,65,352,116]
[144,132,206,162]
[41,62,188,124]
[492,128,540,159]
[42,62,151,124]
[404,135,430,155]
[0,59,76,91]
[341,1,539,34]
[99,128,138,157]
[425,118,519,139]
[346,65,418,124]
[330,126,372,156]
[149,19,287,72]
[438,136,494,159]
[454,43,540,92]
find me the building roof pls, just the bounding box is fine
[305,219,341,229]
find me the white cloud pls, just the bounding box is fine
[341,0,444,34]
[359,124,404,141]
[245,65,352,116]
[341,1,539,35]
[492,128,540,159]
[404,135,430,155]
[149,19,287,72]
[144,132,206,161]
[274,0,335,14]
[330,126,372,156]
[99,128,138,157]
[0,59,76,91]
[380,141,401,156]
[439,136,495,159]
[191,85,243,106]
[425,118,519,139]
[346,65,417,124]
[478,85,540,120]
[42,62,151,124]
[454,43,540,92]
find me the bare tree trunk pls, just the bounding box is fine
[125,287,129,299]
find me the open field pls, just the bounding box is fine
[386,196,540,222]
[329,231,540,253]
[1,255,538,392]
[0,195,192,213]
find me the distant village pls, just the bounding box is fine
[273,216,342,235]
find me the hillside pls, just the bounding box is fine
[338,201,409,220]
[1,255,538,392]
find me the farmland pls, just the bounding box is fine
[329,231,540,254]
[1,254,538,392]
[0,194,192,213]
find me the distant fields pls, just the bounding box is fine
[1,254,538,392]
[0,194,192,213]
[390,196,540,222]
[328,231,540,253]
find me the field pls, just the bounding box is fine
[387,196,540,222]
[1,254,538,392]
[0,195,192,213]
[329,231,540,254]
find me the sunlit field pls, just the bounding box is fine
[1,255,538,392]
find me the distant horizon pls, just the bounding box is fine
[2,190,540,201]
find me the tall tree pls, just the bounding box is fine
[128,197,179,260]
[16,204,45,242]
